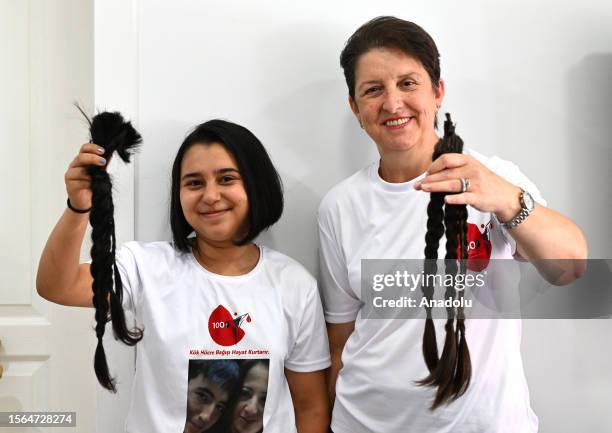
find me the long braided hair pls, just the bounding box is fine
[78,106,144,392]
[417,113,471,409]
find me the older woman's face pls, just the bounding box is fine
[350,47,444,156]
[231,363,268,433]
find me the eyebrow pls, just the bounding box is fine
[181,168,240,181]
[358,73,421,90]
[196,387,215,399]
[195,387,229,404]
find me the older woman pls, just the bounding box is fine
[229,360,269,433]
[318,16,587,433]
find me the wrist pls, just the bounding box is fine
[494,185,522,223]
[67,197,91,214]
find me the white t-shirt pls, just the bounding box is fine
[115,241,330,433]
[318,149,545,433]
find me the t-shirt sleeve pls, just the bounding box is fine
[317,212,362,324]
[285,279,331,372]
[491,158,547,256]
[114,242,142,314]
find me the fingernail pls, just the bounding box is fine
[96,147,105,154]
[98,157,107,165]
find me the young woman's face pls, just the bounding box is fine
[180,143,249,245]
[184,374,229,433]
[350,47,444,156]
[231,363,268,433]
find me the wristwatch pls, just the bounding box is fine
[500,188,534,229]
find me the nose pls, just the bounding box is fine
[202,183,221,205]
[243,397,259,416]
[197,404,215,424]
[381,87,403,114]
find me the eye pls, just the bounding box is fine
[219,175,237,184]
[184,179,202,188]
[239,387,254,400]
[363,86,382,96]
[195,390,211,404]
[400,79,416,89]
[215,403,226,414]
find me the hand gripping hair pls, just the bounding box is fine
[417,113,472,409]
[77,105,144,392]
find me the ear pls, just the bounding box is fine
[434,79,445,108]
[349,95,360,116]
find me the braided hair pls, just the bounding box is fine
[77,106,144,392]
[417,113,472,409]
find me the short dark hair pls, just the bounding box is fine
[340,16,441,101]
[188,360,240,394]
[170,119,284,252]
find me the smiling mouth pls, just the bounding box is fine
[383,117,413,128]
[238,415,256,425]
[200,209,229,218]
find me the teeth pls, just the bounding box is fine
[385,117,411,126]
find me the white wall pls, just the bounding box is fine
[96,1,612,432]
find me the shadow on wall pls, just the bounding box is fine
[567,53,612,258]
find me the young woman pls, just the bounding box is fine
[319,17,587,433]
[37,119,330,433]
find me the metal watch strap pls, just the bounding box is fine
[501,189,533,230]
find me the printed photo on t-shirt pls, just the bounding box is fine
[183,358,269,433]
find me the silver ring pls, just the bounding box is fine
[460,178,470,193]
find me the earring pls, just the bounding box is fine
[358,118,364,129]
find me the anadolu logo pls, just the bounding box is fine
[456,222,492,272]
[208,305,252,346]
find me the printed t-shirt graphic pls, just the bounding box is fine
[209,305,252,346]
[186,305,269,433]
[456,222,493,271]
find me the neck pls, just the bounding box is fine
[193,237,260,276]
[378,132,440,183]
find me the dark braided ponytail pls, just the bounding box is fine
[77,106,144,392]
[417,113,472,409]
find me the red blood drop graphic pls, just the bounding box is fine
[208,305,246,346]
[456,223,492,272]
[246,315,251,323]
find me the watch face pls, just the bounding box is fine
[522,190,535,210]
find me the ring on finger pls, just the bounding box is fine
[460,178,470,193]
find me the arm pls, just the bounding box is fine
[37,209,93,306]
[416,154,587,283]
[36,143,108,307]
[285,369,330,433]
[326,321,355,409]
[493,189,587,284]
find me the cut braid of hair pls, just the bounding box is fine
[417,138,448,376]
[420,191,445,373]
[77,105,144,392]
[416,113,472,409]
[453,208,472,397]
[418,203,460,391]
